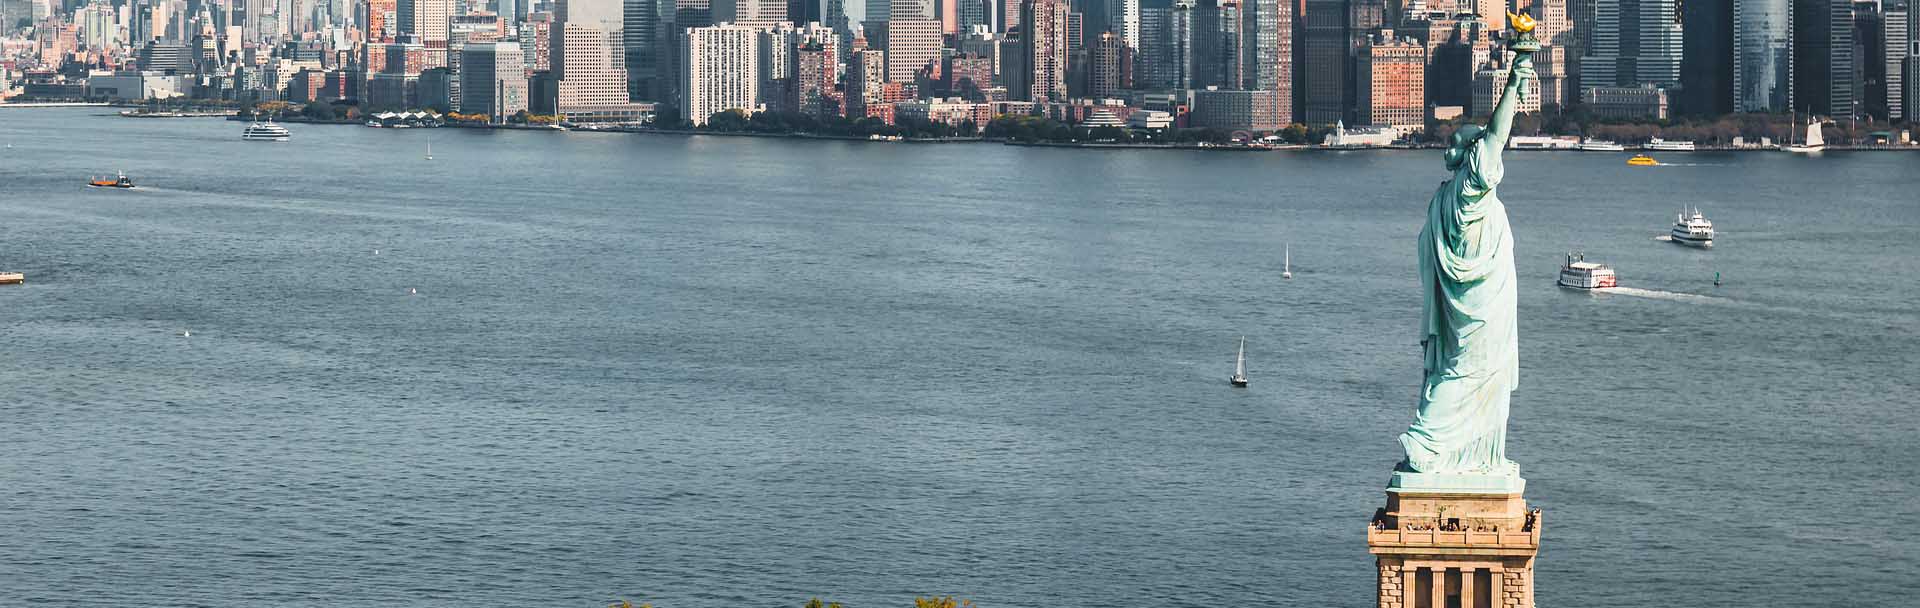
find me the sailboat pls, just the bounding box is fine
[1785,111,1825,153]
[1229,337,1249,387]
[425,142,434,160]
[1282,245,1293,279]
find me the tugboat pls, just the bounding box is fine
[1669,208,1715,248]
[1558,252,1618,290]
[88,171,135,188]
[1627,154,1658,166]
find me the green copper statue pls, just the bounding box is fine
[1396,16,1537,485]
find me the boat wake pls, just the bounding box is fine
[1593,286,1723,303]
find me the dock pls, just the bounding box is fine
[0,272,23,284]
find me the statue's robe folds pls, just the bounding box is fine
[1400,134,1519,474]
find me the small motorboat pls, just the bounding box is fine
[1627,154,1658,166]
[88,171,135,188]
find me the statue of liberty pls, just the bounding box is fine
[1397,14,1539,481]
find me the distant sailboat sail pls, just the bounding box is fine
[1283,245,1293,279]
[1230,337,1249,387]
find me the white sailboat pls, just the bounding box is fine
[1785,111,1825,153]
[425,142,434,160]
[1282,245,1293,279]
[1229,337,1249,387]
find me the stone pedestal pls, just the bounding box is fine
[1367,484,1540,608]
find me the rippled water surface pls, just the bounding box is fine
[2,109,1916,607]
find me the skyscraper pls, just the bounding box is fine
[398,0,453,46]
[680,23,761,124]
[1793,0,1854,117]
[1112,0,1141,50]
[714,0,788,25]
[1579,0,1682,89]
[1680,0,1734,115]
[1089,30,1133,95]
[1300,0,1346,123]
[624,0,658,100]
[1191,0,1242,88]
[554,0,635,116]
[1241,0,1290,121]
[1357,31,1425,129]
[869,18,944,81]
[1138,3,1174,87]
[1019,0,1069,100]
[460,42,530,121]
[1885,0,1908,121]
[1734,0,1793,112]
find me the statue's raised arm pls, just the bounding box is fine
[1393,11,1541,492]
[1482,37,1537,152]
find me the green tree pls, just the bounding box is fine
[301,102,335,120]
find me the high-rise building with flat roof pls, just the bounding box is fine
[623,0,658,100]
[398,0,453,46]
[1242,0,1290,121]
[1019,0,1069,101]
[1089,31,1132,96]
[1885,1,1909,121]
[1580,0,1683,89]
[870,18,944,82]
[554,0,639,117]
[1734,0,1793,112]
[1300,0,1346,123]
[1112,0,1141,50]
[1794,0,1855,117]
[679,23,761,124]
[714,0,788,25]
[1679,0,1733,115]
[1357,31,1425,130]
[460,42,530,121]
[848,48,887,115]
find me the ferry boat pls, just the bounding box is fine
[1645,138,1696,151]
[1627,154,1659,166]
[1558,252,1618,290]
[87,171,135,188]
[242,121,291,141]
[1578,139,1626,152]
[1670,208,1714,248]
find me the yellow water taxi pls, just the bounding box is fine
[1627,154,1658,166]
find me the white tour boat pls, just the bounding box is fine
[242,121,291,141]
[1558,253,1618,290]
[1578,139,1626,152]
[1645,138,1696,151]
[1670,208,1714,248]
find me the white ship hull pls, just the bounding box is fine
[1669,229,1714,247]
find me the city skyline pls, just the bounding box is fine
[4,0,1919,134]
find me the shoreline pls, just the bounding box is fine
[119,111,1920,151]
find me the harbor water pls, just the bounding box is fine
[2,109,1916,607]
